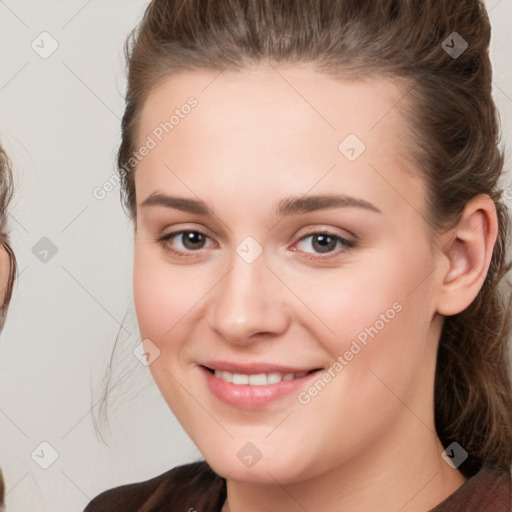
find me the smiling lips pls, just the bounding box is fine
[200,361,322,408]
[201,360,320,385]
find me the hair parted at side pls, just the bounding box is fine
[115,0,512,477]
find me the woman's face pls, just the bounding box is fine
[133,65,446,484]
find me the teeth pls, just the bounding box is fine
[232,373,249,385]
[267,372,283,384]
[220,371,233,383]
[214,370,309,386]
[248,373,267,385]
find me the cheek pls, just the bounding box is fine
[0,244,10,302]
[306,243,436,380]
[133,243,216,357]
[132,245,200,410]
[133,245,189,342]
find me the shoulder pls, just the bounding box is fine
[430,462,511,511]
[83,460,226,512]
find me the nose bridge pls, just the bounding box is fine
[208,247,288,342]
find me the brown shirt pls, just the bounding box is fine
[83,460,511,511]
[0,469,4,511]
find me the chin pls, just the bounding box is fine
[203,445,312,485]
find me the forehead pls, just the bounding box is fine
[138,64,410,146]
[134,65,425,218]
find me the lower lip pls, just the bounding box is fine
[200,365,321,409]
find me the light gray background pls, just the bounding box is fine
[0,1,511,511]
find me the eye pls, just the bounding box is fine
[158,230,216,255]
[294,232,356,256]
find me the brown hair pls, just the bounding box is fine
[115,0,512,478]
[0,144,18,508]
[0,147,16,328]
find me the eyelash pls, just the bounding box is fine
[156,229,357,259]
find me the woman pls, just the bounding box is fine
[85,0,512,510]
[0,144,18,509]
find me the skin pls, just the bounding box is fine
[0,241,10,503]
[0,242,10,323]
[132,64,497,511]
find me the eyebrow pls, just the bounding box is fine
[277,194,381,216]
[141,193,210,214]
[140,193,382,216]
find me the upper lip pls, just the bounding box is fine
[200,361,322,374]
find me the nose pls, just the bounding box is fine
[207,252,290,345]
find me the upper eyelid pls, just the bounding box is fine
[298,232,351,242]
[160,224,218,241]
[160,227,352,241]
[293,226,357,246]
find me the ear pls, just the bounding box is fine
[435,194,498,316]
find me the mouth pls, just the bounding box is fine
[201,365,321,386]
[199,363,324,409]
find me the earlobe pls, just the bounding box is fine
[436,195,497,316]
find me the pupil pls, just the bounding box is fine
[313,234,336,253]
[183,231,205,249]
